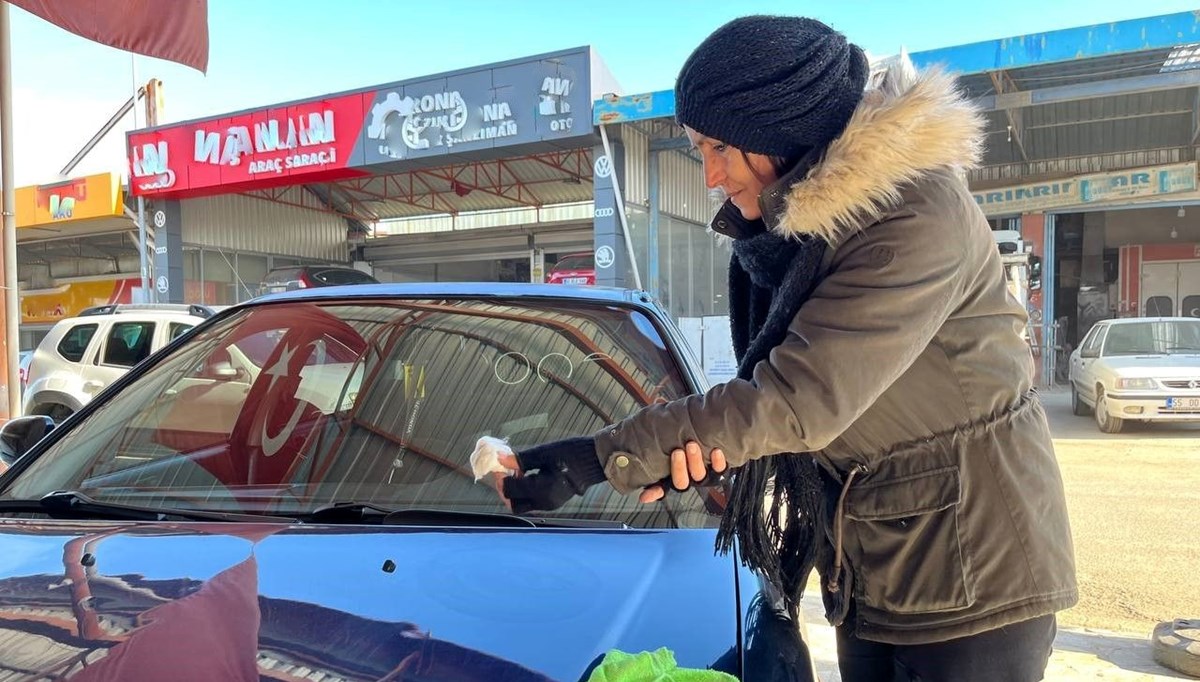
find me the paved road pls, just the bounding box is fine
[1041,389,1200,635]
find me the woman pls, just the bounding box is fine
[497,15,1077,681]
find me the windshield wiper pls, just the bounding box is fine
[298,502,627,528]
[0,490,288,523]
[1167,345,1200,352]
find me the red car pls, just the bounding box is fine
[546,252,595,285]
[260,265,379,295]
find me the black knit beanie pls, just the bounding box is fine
[675,16,870,160]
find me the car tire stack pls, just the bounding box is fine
[1152,620,1200,678]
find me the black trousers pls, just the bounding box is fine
[836,614,1057,682]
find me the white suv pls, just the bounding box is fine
[22,304,217,422]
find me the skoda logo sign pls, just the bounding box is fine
[595,245,615,269]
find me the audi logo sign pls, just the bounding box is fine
[594,207,615,218]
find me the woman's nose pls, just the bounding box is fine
[704,159,724,190]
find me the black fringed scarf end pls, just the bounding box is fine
[713,225,830,619]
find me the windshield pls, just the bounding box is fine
[262,268,301,284]
[311,268,378,286]
[553,255,593,271]
[1,298,714,528]
[1101,319,1200,356]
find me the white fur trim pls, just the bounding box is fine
[777,55,985,244]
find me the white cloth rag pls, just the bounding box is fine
[470,436,516,482]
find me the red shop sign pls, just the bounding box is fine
[128,91,372,197]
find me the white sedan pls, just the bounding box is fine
[1068,317,1200,433]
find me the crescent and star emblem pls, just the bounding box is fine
[260,339,326,457]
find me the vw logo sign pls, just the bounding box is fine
[153,210,167,229]
[594,155,613,179]
[594,206,615,218]
[595,245,616,269]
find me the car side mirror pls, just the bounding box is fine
[208,360,239,379]
[0,415,56,466]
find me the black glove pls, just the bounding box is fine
[501,437,606,514]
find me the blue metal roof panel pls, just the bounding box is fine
[911,11,1200,75]
[594,11,1200,124]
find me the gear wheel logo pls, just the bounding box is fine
[367,92,432,154]
[367,92,414,140]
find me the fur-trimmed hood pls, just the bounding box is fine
[764,53,985,244]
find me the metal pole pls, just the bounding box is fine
[647,149,660,298]
[131,55,150,302]
[598,124,642,290]
[0,2,20,418]
[1042,214,1057,388]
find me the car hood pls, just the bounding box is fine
[0,520,741,682]
[1100,355,1200,377]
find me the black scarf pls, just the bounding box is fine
[712,217,830,620]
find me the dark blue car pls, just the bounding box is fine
[0,284,816,681]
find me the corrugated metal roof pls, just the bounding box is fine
[16,231,135,266]
[660,150,715,226]
[0,619,94,676]
[623,123,649,206]
[969,148,1188,186]
[958,48,1178,98]
[376,202,592,236]
[918,45,1200,179]
[330,149,595,221]
[181,190,347,261]
[979,85,1195,168]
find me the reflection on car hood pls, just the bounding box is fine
[1101,355,1200,377]
[0,520,739,681]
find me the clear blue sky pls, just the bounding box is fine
[8,0,1200,185]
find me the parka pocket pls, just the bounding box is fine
[844,466,976,614]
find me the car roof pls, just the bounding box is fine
[250,282,655,307]
[50,306,213,329]
[1098,317,1199,325]
[267,264,362,271]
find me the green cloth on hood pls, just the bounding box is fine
[585,648,738,682]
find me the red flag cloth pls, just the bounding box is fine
[69,555,261,682]
[9,0,208,72]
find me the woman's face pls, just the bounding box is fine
[684,126,778,221]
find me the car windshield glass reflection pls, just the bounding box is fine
[1,299,715,529]
[1102,320,1200,356]
[554,256,592,271]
